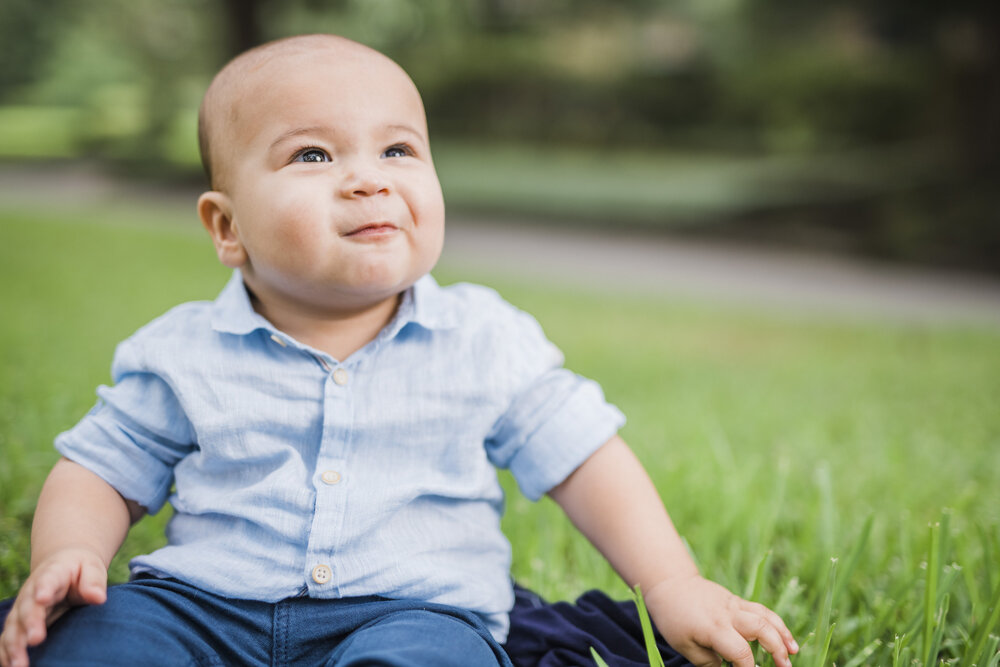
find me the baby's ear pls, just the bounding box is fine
[198,191,247,269]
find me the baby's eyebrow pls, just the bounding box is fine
[385,124,425,141]
[268,126,328,151]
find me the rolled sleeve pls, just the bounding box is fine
[487,368,626,501]
[54,341,194,514]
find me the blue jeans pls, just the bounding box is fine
[28,576,512,666]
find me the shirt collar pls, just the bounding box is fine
[380,274,460,341]
[210,270,275,336]
[210,271,459,339]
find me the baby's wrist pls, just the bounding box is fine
[642,570,702,597]
[31,545,107,574]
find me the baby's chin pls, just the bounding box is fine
[322,275,425,311]
[353,251,440,294]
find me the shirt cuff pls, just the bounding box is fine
[54,405,175,514]
[507,378,626,501]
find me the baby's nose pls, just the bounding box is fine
[341,168,390,198]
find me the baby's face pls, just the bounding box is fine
[204,44,445,314]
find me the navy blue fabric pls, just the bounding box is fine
[504,585,693,667]
[0,586,692,666]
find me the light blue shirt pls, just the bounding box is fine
[55,271,625,641]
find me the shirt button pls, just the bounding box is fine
[321,470,342,485]
[311,564,332,584]
[332,368,349,386]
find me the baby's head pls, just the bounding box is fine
[197,34,432,193]
[196,35,445,315]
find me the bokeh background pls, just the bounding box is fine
[2,0,998,273]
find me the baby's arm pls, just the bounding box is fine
[0,458,143,667]
[548,436,798,667]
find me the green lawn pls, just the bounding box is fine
[1,207,998,665]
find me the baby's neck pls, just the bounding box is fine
[251,290,402,362]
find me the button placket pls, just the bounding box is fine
[303,361,354,594]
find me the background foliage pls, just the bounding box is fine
[0,0,997,270]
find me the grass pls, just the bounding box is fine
[1,205,999,665]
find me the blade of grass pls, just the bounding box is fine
[756,456,789,558]
[815,463,836,558]
[872,591,914,651]
[746,550,773,667]
[891,634,907,667]
[924,521,942,665]
[964,558,983,623]
[984,636,999,667]
[841,637,881,667]
[631,585,666,667]
[980,525,997,598]
[968,577,1000,665]
[831,515,872,607]
[926,593,950,664]
[938,510,952,607]
[590,647,611,667]
[745,550,771,602]
[816,623,835,667]
[811,558,837,667]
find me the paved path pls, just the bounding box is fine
[3,163,1000,327]
[442,220,1000,326]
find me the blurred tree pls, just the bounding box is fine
[737,0,999,267]
[220,0,266,56]
[744,0,1000,167]
[21,0,223,172]
[0,0,69,102]
[1,0,994,268]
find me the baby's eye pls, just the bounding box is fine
[293,148,330,163]
[382,144,413,159]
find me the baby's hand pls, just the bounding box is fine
[644,574,798,667]
[0,548,108,667]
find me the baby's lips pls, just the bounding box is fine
[342,222,399,237]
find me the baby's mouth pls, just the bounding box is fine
[342,223,399,238]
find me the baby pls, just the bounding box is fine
[0,34,797,667]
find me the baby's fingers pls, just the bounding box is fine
[741,600,798,655]
[67,560,107,607]
[1,610,25,667]
[30,567,65,608]
[732,609,792,667]
[0,621,30,667]
[34,557,106,610]
[2,591,46,667]
[17,581,54,646]
[700,627,756,667]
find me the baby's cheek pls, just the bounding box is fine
[270,201,324,246]
[409,173,445,217]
